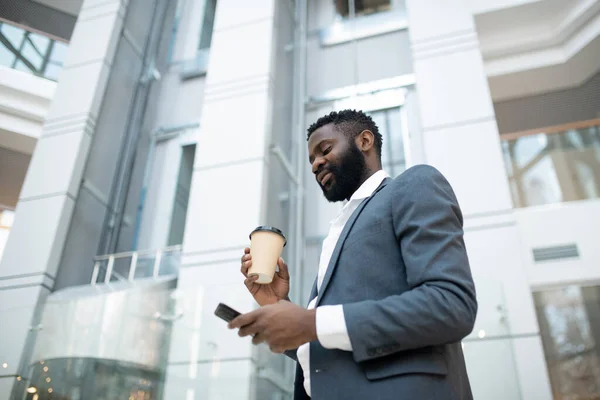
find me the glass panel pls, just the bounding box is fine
[463,339,522,400]
[501,124,600,208]
[0,43,15,68]
[134,255,156,279]
[0,21,68,81]
[198,0,217,50]
[17,41,44,71]
[367,107,407,178]
[49,41,68,64]
[534,285,600,399]
[43,63,62,81]
[167,145,196,246]
[0,23,25,48]
[13,59,34,74]
[27,33,50,55]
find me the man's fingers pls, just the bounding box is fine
[238,322,260,338]
[276,257,290,281]
[252,332,265,345]
[244,276,259,290]
[240,254,252,276]
[228,309,260,329]
[269,344,285,354]
[244,247,250,254]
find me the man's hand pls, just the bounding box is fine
[228,300,317,353]
[241,248,290,306]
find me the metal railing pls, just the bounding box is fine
[0,18,68,81]
[91,245,182,285]
[500,119,600,208]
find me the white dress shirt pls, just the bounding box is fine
[297,170,389,397]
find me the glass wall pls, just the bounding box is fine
[501,120,600,208]
[368,107,406,177]
[0,21,67,81]
[534,285,600,399]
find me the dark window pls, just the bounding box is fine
[198,0,217,50]
[335,0,392,18]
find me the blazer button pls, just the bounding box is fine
[314,369,321,374]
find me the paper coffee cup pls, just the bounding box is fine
[248,226,287,284]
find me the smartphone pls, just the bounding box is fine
[214,303,241,323]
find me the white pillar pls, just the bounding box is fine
[0,0,126,395]
[405,1,552,399]
[164,1,279,398]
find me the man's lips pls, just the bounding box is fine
[319,172,333,186]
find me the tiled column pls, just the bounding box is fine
[405,1,552,399]
[164,1,280,399]
[0,0,126,395]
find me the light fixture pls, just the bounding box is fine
[16,376,22,381]
[26,387,37,393]
[1,363,7,368]
[478,330,486,339]
[33,394,39,400]
[48,388,53,393]
[43,366,48,372]
[46,377,51,383]
[40,360,44,365]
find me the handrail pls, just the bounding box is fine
[0,17,69,44]
[500,118,600,141]
[91,246,182,285]
[93,245,182,261]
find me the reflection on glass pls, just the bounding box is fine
[21,357,162,399]
[502,124,600,208]
[0,21,67,81]
[534,285,600,399]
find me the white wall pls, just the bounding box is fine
[516,199,600,289]
[0,66,55,154]
[469,0,542,15]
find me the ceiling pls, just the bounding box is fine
[474,0,600,101]
[31,0,83,17]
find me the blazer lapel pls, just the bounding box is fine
[307,277,318,307]
[315,178,391,307]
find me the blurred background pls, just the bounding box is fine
[0,0,599,399]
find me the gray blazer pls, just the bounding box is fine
[288,165,477,399]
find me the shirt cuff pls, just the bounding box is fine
[316,305,353,351]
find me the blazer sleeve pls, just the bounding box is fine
[343,165,477,363]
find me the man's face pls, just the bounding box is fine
[307,124,367,202]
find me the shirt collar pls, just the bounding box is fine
[348,169,390,202]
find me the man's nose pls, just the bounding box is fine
[312,157,325,175]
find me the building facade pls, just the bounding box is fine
[1,0,599,399]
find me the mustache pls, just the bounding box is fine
[315,166,336,184]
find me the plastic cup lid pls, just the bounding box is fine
[249,226,287,247]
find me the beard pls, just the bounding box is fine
[319,142,368,202]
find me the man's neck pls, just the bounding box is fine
[345,168,382,201]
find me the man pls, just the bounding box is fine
[230,110,477,399]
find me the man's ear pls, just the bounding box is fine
[356,130,375,152]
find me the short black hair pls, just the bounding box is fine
[307,109,383,159]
